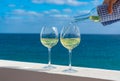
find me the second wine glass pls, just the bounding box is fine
[60,23,81,73]
[40,26,59,70]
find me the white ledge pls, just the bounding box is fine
[0,60,120,81]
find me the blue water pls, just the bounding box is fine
[0,34,120,71]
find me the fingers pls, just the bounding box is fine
[103,0,117,14]
[108,0,113,14]
[108,0,117,14]
[103,0,109,4]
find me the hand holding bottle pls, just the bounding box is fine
[103,0,118,14]
[74,0,120,26]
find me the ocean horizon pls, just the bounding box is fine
[0,33,120,71]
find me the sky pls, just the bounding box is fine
[0,0,120,34]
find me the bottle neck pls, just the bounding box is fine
[73,14,90,23]
[73,15,100,23]
[73,7,100,23]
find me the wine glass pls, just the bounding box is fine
[60,23,81,73]
[40,26,59,70]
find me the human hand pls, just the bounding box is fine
[103,0,118,14]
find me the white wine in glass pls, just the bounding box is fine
[60,23,81,73]
[40,26,58,70]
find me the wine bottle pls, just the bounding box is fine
[73,0,120,26]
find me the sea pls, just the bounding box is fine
[0,33,120,71]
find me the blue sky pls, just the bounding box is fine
[0,0,120,34]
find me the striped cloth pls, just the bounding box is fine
[97,0,120,26]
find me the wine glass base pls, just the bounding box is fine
[63,68,77,73]
[43,65,56,70]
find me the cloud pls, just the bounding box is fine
[42,9,72,18]
[43,9,60,15]
[77,10,90,14]
[4,8,71,30]
[6,8,71,21]
[32,0,88,6]
[63,8,72,13]
[43,9,72,15]
[4,9,43,21]
[49,9,60,13]
[27,11,43,16]
[12,9,26,15]
[51,14,69,18]
[91,0,101,6]
[43,11,50,14]
[32,0,44,3]
[12,9,43,16]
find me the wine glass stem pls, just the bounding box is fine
[48,48,51,66]
[69,50,72,70]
